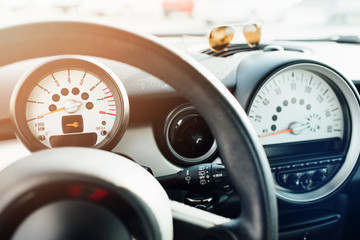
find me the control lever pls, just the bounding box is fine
[157,163,231,191]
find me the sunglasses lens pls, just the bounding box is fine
[243,23,261,48]
[208,26,235,52]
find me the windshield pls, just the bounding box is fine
[1,0,360,41]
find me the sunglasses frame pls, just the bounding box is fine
[208,22,262,52]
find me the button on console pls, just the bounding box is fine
[319,159,331,164]
[305,161,318,166]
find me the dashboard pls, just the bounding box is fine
[1,24,360,240]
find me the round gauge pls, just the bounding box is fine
[248,68,344,146]
[245,62,360,203]
[10,56,129,151]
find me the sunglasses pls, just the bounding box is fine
[208,23,261,52]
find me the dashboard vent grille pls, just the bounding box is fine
[201,44,305,57]
[163,105,217,165]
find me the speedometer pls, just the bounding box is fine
[246,62,354,198]
[242,58,360,202]
[248,67,344,146]
[10,56,129,151]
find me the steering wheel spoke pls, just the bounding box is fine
[171,200,236,240]
[171,200,230,228]
[171,200,269,240]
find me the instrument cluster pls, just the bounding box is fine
[9,53,360,204]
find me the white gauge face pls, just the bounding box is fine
[25,69,117,148]
[248,69,344,145]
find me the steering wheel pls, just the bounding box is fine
[0,21,277,240]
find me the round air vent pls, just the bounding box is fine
[164,105,217,165]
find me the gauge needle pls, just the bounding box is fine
[35,102,81,119]
[259,128,293,138]
[259,122,308,138]
[36,107,65,119]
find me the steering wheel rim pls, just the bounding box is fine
[0,21,278,239]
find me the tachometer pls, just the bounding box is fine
[248,68,344,146]
[10,56,129,151]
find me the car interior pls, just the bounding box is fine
[0,1,359,240]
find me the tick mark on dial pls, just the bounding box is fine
[80,71,87,86]
[67,69,71,84]
[28,100,44,104]
[26,118,36,122]
[51,73,60,87]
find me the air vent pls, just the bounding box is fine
[201,43,305,57]
[164,105,217,165]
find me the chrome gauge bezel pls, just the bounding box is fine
[10,56,129,151]
[248,62,360,203]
